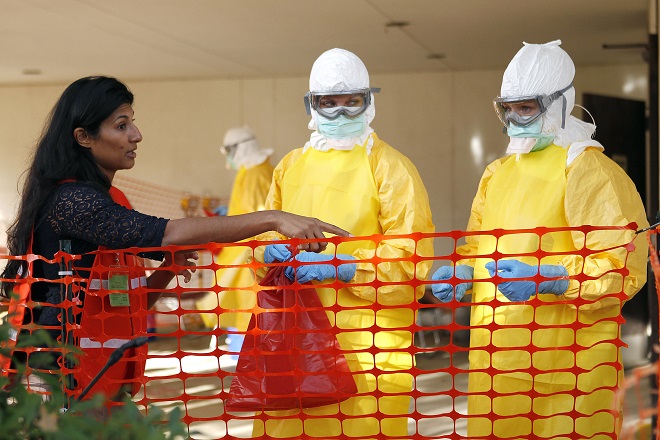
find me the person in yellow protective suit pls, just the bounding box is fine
[250,48,435,439]
[197,126,274,355]
[222,126,274,217]
[430,40,648,439]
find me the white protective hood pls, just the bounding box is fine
[501,40,603,163]
[305,48,376,153]
[223,126,273,170]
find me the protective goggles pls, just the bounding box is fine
[220,137,254,156]
[493,82,573,128]
[304,87,380,120]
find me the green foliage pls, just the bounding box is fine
[0,316,188,440]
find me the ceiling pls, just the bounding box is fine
[0,0,651,86]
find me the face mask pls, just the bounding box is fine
[225,156,238,170]
[506,118,555,152]
[316,113,366,140]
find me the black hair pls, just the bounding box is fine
[1,76,134,293]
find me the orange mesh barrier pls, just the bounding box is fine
[623,228,660,440]
[619,362,656,439]
[0,225,648,439]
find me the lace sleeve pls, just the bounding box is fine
[48,183,168,249]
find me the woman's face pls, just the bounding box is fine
[81,103,142,180]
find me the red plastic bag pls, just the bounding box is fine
[225,265,357,411]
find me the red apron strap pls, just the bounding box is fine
[108,186,132,209]
[58,179,132,210]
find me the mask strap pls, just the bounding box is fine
[574,103,597,136]
[574,104,595,125]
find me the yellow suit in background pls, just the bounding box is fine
[251,133,435,439]
[459,144,648,439]
[198,160,274,330]
[226,161,274,217]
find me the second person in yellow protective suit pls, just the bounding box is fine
[251,48,435,439]
[222,126,274,217]
[430,40,648,439]
[197,126,274,357]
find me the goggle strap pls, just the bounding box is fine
[547,82,573,128]
[304,93,312,115]
[546,82,573,104]
[224,137,255,152]
[371,87,381,94]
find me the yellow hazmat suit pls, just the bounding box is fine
[250,133,434,439]
[458,144,648,439]
[227,161,274,217]
[198,160,274,330]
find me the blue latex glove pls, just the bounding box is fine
[485,260,569,302]
[430,265,473,302]
[264,244,356,284]
[213,205,228,216]
[286,252,356,284]
[264,243,292,264]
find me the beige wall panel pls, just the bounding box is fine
[577,64,648,102]
[128,79,240,198]
[0,85,63,234]
[271,76,313,163]
[240,78,277,159]
[452,69,509,232]
[370,72,452,232]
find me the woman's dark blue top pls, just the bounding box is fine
[30,181,169,329]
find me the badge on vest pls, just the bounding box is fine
[108,270,130,307]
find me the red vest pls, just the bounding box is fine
[2,186,149,403]
[66,186,148,402]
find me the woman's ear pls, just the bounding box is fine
[74,128,91,148]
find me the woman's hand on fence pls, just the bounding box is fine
[168,250,199,283]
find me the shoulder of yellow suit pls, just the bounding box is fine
[565,146,632,182]
[566,145,607,168]
[367,133,434,200]
[275,147,305,170]
[368,132,416,168]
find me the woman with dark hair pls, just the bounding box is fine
[1,75,348,406]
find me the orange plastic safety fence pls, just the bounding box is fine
[0,225,645,439]
[618,362,657,440]
[627,228,660,440]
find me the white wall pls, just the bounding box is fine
[0,63,648,250]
